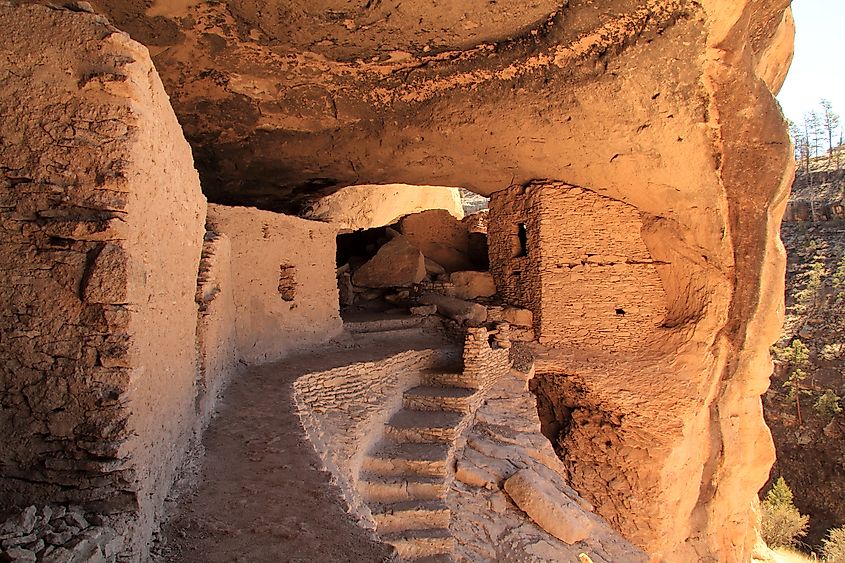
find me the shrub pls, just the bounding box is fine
[761,477,809,549]
[823,526,845,563]
[833,256,845,289]
[784,339,811,367]
[814,390,843,420]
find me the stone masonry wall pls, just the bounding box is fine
[293,348,458,518]
[488,185,543,316]
[0,5,206,557]
[206,204,342,365]
[489,183,668,352]
[463,326,512,392]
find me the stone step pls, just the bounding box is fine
[345,316,426,334]
[421,370,476,390]
[403,385,476,413]
[371,500,451,534]
[362,442,451,477]
[380,528,455,560]
[358,473,447,503]
[385,410,463,443]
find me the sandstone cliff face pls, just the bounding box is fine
[3,0,795,561]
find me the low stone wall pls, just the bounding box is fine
[293,348,458,518]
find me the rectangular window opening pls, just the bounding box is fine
[516,223,528,257]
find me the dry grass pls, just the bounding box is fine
[772,546,818,563]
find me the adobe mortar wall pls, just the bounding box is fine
[489,183,668,352]
[0,5,206,557]
[206,204,342,365]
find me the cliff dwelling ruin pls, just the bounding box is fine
[0,1,797,562]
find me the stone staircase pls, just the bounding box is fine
[358,364,480,561]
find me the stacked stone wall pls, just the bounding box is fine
[194,230,238,428]
[488,186,543,315]
[489,183,668,352]
[462,326,512,392]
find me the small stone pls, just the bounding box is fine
[410,304,437,316]
[64,1,94,13]
[41,546,73,563]
[78,527,120,557]
[1,506,38,537]
[49,506,67,522]
[25,539,44,554]
[4,546,37,562]
[40,506,53,526]
[2,533,36,548]
[66,538,105,563]
[64,512,88,530]
[45,530,75,546]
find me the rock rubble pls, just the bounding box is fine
[0,506,121,563]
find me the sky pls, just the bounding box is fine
[776,1,845,126]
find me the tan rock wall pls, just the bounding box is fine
[206,204,342,365]
[490,183,669,352]
[0,5,206,556]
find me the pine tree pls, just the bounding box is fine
[820,99,841,166]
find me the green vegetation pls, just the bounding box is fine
[814,390,843,421]
[783,368,808,401]
[789,99,842,174]
[833,255,845,302]
[777,340,811,404]
[761,477,810,549]
[820,343,844,362]
[794,260,827,312]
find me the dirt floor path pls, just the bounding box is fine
[151,330,451,563]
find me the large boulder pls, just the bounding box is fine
[418,293,487,326]
[449,271,497,300]
[352,236,426,288]
[401,210,474,272]
[504,469,594,545]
